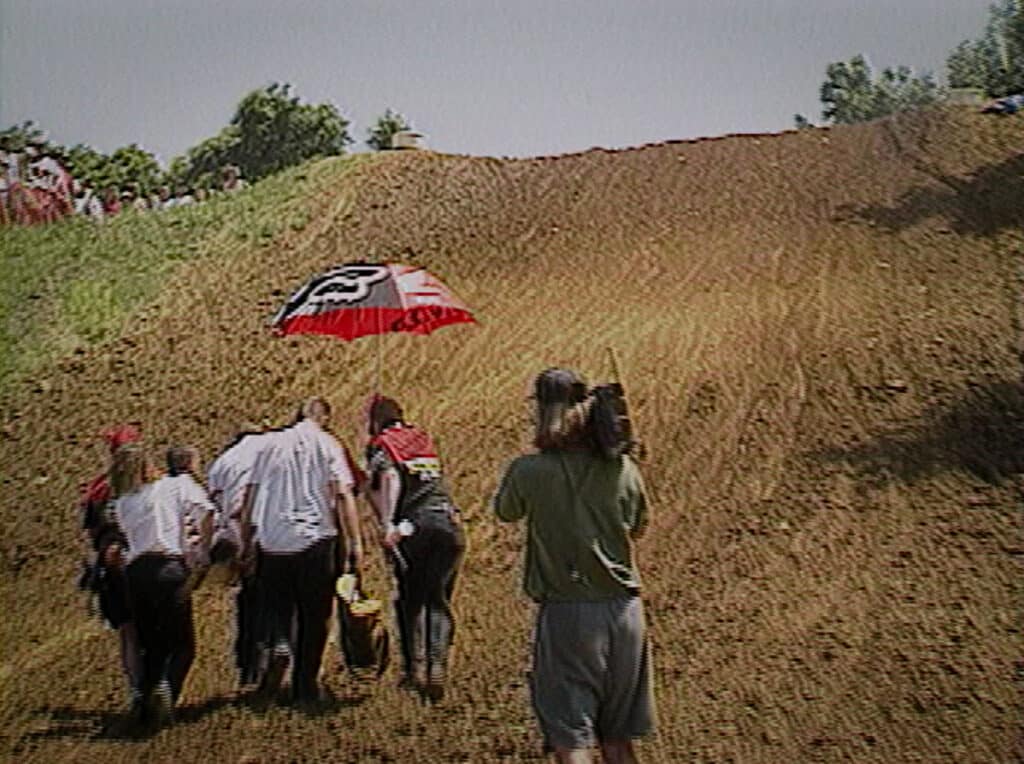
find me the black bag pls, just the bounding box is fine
[587,383,638,459]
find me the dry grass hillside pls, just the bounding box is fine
[1,105,1022,762]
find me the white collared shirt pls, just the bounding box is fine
[207,433,268,544]
[248,420,353,553]
[113,474,215,565]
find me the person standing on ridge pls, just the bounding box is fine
[494,368,656,763]
[364,395,465,702]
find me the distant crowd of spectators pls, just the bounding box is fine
[1,137,248,227]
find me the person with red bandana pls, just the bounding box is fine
[78,424,144,713]
[364,395,465,701]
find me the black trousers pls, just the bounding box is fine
[125,554,195,702]
[258,537,336,700]
[235,574,266,686]
[393,508,465,677]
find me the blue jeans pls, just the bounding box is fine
[393,507,465,676]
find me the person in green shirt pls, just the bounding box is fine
[494,368,655,764]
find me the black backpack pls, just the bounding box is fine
[587,383,639,459]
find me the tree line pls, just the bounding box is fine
[799,0,1022,127]
[0,88,413,199]
[5,1,1019,193]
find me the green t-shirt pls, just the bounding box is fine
[493,450,648,602]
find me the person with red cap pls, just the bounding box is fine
[78,424,143,713]
[110,444,215,726]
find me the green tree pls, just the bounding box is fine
[366,109,412,151]
[819,54,940,125]
[63,143,108,187]
[175,126,242,188]
[0,120,47,152]
[946,0,1024,97]
[62,143,160,195]
[106,144,161,195]
[231,83,351,179]
[167,83,352,186]
[162,155,191,191]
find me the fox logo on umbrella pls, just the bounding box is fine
[278,265,391,316]
[271,262,475,344]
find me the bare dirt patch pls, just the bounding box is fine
[2,106,1022,762]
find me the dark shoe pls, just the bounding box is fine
[423,662,446,703]
[396,673,418,692]
[294,684,333,709]
[128,688,146,725]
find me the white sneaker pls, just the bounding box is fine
[151,680,174,727]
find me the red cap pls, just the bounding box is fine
[102,424,140,453]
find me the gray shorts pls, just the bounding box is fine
[531,597,656,751]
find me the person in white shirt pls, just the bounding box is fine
[174,185,195,207]
[207,422,269,686]
[221,164,248,192]
[72,181,105,221]
[110,444,214,726]
[153,185,172,210]
[240,398,362,703]
[0,150,9,225]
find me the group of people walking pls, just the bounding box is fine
[79,369,655,763]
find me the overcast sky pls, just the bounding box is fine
[0,1,989,164]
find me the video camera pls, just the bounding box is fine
[586,382,640,460]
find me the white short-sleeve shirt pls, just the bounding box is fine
[248,420,354,553]
[113,474,215,565]
[207,433,268,543]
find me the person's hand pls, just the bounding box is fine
[350,540,366,573]
[102,542,124,570]
[239,544,257,578]
[381,526,402,551]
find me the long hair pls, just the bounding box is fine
[534,398,594,452]
[532,368,590,452]
[367,395,404,436]
[109,443,149,498]
[531,369,636,458]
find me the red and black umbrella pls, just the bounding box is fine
[271,262,476,387]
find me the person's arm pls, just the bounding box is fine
[360,444,402,548]
[324,434,362,573]
[493,460,526,522]
[198,511,215,564]
[238,484,258,576]
[99,499,127,569]
[207,487,226,541]
[208,487,224,513]
[330,479,363,573]
[366,466,402,548]
[626,459,649,540]
[198,497,216,552]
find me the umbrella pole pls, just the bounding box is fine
[376,308,384,393]
[376,333,383,392]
